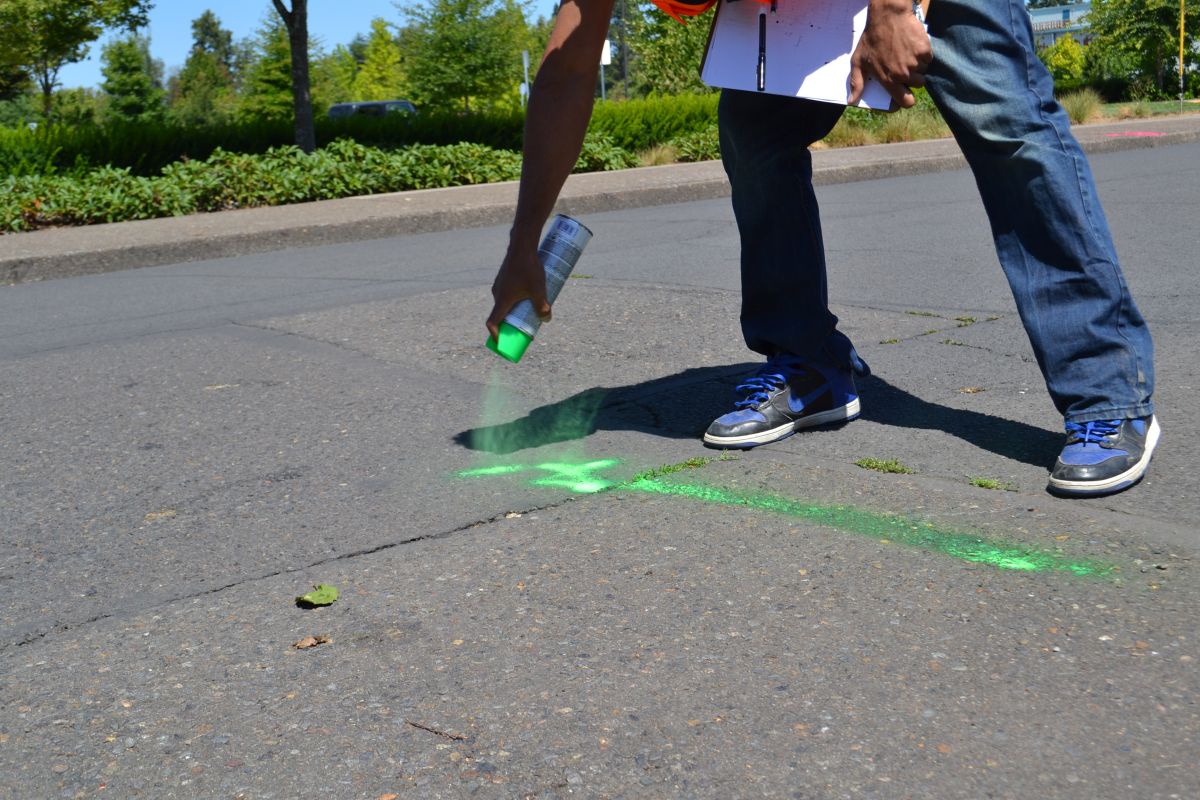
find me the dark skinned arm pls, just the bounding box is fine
[486,0,617,342]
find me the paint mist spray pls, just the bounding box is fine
[487,214,593,363]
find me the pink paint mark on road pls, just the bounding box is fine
[1103,131,1166,138]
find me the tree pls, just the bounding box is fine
[0,64,30,102]
[269,0,315,153]
[626,0,713,96]
[311,44,359,107]
[101,32,164,121]
[1086,0,1198,97]
[402,0,535,112]
[1039,34,1086,93]
[51,85,104,125]
[168,10,236,125]
[237,16,294,123]
[352,18,405,100]
[191,9,234,71]
[0,0,151,115]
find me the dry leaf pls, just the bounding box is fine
[293,635,332,650]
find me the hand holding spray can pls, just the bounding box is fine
[487,214,593,363]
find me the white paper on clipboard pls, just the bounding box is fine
[700,0,929,111]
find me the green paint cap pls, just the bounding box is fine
[486,321,533,363]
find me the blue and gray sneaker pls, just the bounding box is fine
[703,354,860,449]
[1047,416,1160,496]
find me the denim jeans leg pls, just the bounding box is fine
[923,0,1154,423]
[718,90,867,373]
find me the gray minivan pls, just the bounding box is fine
[327,100,417,118]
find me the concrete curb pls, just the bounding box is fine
[3,114,1199,285]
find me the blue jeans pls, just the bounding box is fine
[719,0,1154,423]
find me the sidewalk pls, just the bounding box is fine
[3,114,1199,285]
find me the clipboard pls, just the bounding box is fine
[700,0,931,112]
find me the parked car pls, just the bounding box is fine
[327,100,417,119]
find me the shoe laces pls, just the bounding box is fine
[1065,419,1121,447]
[734,355,805,409]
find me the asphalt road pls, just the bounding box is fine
[2,143,1198,799]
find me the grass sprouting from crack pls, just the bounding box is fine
[854,457,916,475]
[970,477,1017,492]
[629,453,738,483]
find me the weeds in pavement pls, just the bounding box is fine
[970,477,1016,492]
[854,458,916,474]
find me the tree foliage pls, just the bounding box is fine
[168,12,237,126]
[101,33,164,122]
[401,0,535,112]
[191,9,235,72]
[1086,0,1198,96]
[625,1,714,96]
[352,18,405,100]
[237,16,294,124]
[0,0,151,114]
[1039,34,1086,93]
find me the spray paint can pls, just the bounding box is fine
[487,214,593,363]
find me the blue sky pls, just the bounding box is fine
[57,0,561,90]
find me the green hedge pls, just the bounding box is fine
[1,133,645,232]
[2,139,524,231]
[588,93,720,152]
[1,94,720,178]
[0,110,529,178]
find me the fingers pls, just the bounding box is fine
[847,63,864,106]
[485,285,552,342]
[485,308,503,342]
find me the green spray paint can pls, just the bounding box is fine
[487,214,593,363]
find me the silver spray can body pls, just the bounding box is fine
[503,214,593,337]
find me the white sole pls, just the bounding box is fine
[703,398,861,448]
[1047,416,1160,495]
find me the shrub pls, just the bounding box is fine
[669,124,720,162]
[877,104,951,143]
[1,138,527,231]
[637,144,679,166]
[573,132,639,173]
[587,93,720,152]
[1059,88,1103,123]
[1116,100,1152,119]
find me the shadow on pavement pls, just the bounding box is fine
[455,365,1060,468]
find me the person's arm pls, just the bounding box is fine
[847,0,932,109]
[486,0,617,342]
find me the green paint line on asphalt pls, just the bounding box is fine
[458,465,528,477]
[456,458,1115,577]
[624,478,1112,577]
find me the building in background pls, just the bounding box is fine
[1028,1,1092,50]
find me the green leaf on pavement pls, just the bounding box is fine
[295,584,339,608]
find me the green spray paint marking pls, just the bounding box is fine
[458,465,528,478]
[625,478,1111,577]
[529,459,622,494]
[456,459,1115,577]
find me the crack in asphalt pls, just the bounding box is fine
[2,495,587,655]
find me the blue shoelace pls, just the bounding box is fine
[733,356,806,409]
[1065,419,1121,447]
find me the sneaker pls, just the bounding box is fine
[1047,415,1160,496]
[703,354,860,449]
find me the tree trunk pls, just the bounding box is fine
[271,0,316,153]
[35,63,55,117]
